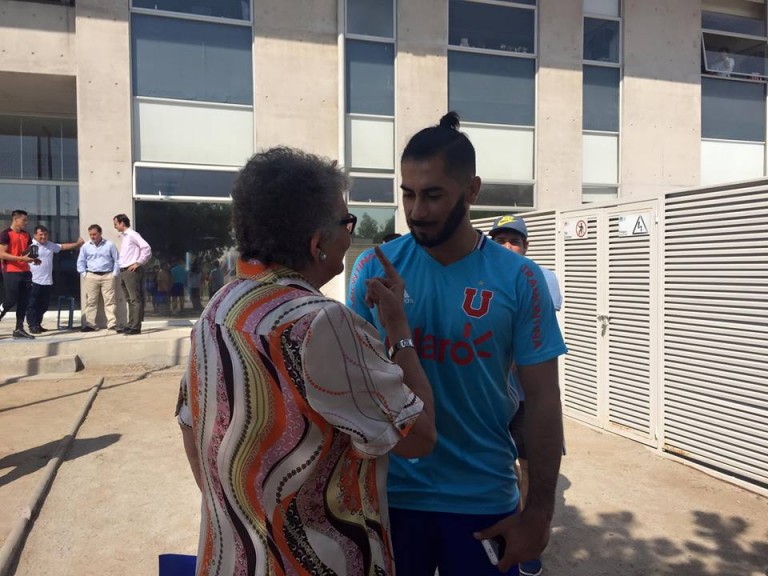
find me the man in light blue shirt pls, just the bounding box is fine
[77,224,120,332]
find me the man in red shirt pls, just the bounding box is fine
[0,210,41,339]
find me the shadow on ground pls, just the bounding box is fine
[0,434,121,488]
[549,474,768,575]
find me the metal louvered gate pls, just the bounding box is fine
[561,212,600,427]
[559,202,659,446]
[604,203,658,446]
[470,184,768,492]
[662,184,768,486]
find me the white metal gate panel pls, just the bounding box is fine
[662,185,768,486]
[561,213,600,425]
[520,211,557,269]
[605,204,658,445]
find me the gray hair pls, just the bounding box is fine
[231,147,349,271]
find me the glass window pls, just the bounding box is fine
[702,33,768,79]
[21,117,61,180]
[0,116,77,181]
[0,116,22,179]
[0,184,80,304]
[583,65,620,132]
[701,139,765,184]
[347,0,393,38]
[582,185,618,203]
[449,52,535,125]
[346,40,395,115]
[135,200,236,313]
[583,133,618,184]
[584,0,619,17]
[134,100,253,166]
[584,18,620,63]
[702,77,766,141]
[475,182,534,208]
[351,206,396,242]
[132,0,250,20]
[449,1,535,53]
[132,14,253,105]
[62,119,78,181]
[349,176,394,203]
[135,200,235,263]
[344,206,396,284]
[702,4,765,36]
[135,166,238,198]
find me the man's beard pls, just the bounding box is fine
[408,196,467,248]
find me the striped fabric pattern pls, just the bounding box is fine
[178,260,423,576]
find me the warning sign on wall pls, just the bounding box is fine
[564,219,589,240]
[618,213,651,237]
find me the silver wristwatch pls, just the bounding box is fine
[388,338,415,359]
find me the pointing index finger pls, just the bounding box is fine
[373,246,399,280]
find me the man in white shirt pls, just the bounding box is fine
[711,47,735,77]
[26,225,84,334]
[113,213,152,335]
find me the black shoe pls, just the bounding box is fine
[28,326,43,335]
[13,329,35,339]
[124,328,142,335]
[80,326,96,333]
[111,326,126,333]
[37,326,49,332]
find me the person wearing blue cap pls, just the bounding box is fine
[488,214,563,576]
[488,215,562,311]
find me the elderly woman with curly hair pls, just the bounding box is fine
[176,147,435,576]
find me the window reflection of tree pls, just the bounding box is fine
[352,212,395,244]
[136,201,234,264]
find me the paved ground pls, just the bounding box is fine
[1,363,766,575]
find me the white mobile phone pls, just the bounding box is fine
[481,536,505,566]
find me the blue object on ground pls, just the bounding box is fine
[159,554,196,576]
[519,558,543,576]
[57,296,75,330]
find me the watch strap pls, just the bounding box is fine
[388,338,415,360]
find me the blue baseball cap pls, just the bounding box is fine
[489,215,528,238]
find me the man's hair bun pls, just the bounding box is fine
[438,111,461,131]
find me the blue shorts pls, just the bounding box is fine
[389,508,518,576]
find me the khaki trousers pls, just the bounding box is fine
[83,272,117,329]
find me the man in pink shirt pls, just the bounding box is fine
[113,213,152,335]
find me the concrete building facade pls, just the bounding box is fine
[0,0,763,301]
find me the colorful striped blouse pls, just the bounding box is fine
[177,260,423,576]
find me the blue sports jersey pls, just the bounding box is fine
[347,233,568,514]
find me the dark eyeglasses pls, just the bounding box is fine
[339,213,357,234]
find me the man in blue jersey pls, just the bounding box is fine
[347,112,567,576]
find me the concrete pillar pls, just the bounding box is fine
[621,0,701,198]
[253,0,339,158]
[537,0,584,210]
[75,0,133,232]
[395,0,449,232]
[252,0,342,298]
[75,0,133,325]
